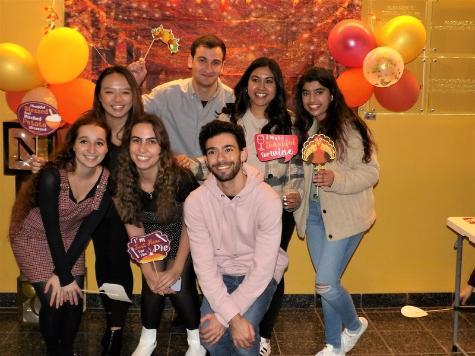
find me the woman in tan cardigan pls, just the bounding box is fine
[293,67,379,356]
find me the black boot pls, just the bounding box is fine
[101,328,123,356]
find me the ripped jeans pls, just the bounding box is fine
[306,200,363,348]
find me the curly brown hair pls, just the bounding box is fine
[10,112,111,232]
[115,113,183,226]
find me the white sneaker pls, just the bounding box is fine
[315,344,345,356]
[341,316,368,352]
[185,344,206,356]
[131,339,157,356]
[259,337,271,356]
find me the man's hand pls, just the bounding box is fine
[199,313,225,345]
[229,314,255,349]
[127,59,147,86]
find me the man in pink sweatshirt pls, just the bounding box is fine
[184,120,289,355]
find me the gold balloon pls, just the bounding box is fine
[363,46,404,87]
[380,15,426,63]
[0,43,45,91]
[21,282,36,299]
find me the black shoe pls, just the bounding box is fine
[101,328,123,356]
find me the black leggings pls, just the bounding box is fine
[32,276,84,356]
[141,256,201,330]
[92,203,133,328]
[259,209,295,339]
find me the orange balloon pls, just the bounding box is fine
[5,90,26,113]
[374,69,420,112]
[336,68,374,108]
[49,78,95,124]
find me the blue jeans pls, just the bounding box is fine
[306,200,363,348]
[200,275,278,355]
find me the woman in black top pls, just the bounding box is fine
[10,114,112,356]
[90,66,144,355]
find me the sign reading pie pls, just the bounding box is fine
[254,134,298,162]
[127,231,170,264]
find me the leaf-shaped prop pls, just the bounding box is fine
[144,25,180,60]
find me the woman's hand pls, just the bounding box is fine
[30,155,46,174]
[283,191,301,211]
[313,169,334,188]
[45,274,62,308]
[156,267,181,294]
[175,154,192,170]
[61,280,84,306]
[142,267,161,293]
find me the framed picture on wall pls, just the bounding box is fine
[2,121,56,176]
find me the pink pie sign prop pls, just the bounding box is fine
[302,134,336,166]
[254,134,298,162]
[127,231,171,264]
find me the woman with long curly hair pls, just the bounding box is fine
[115,113,205,356]
[10,113,112,356]
[219,56,304,356]
[293,67,379,356]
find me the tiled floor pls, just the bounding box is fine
[0,306,474,355]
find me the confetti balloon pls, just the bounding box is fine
[380,16,426,63]
[37,27,89,84]
[363,47,404,87]
[0,43,44,91]
[21,86,58,108]
[327,20,376,67]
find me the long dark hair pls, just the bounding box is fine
[294,67,375,162]
[225,57,304,142]
[10,113,110,229]
[93,65,144,142]
[115,113,184,226]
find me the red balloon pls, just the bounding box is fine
[5,90,26,113]
[336,68,374,108]
[49,78,95,124]
[374,69,420,112]
[328,19,377,67]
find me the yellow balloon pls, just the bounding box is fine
[380,15,426,63]
[363,47,404,87]
[37,27,89,84]
[0,43,44,91]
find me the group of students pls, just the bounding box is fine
[9,34,379,356]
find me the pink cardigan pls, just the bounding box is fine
[184,164,288,326]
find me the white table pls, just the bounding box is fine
[447,217,475,355]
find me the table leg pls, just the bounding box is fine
[452,234,466,354]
